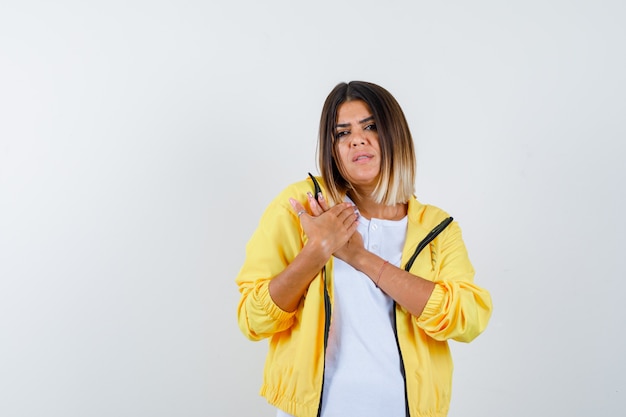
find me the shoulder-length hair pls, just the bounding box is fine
[318,81,416,206]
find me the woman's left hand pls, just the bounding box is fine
[306,192,365,264]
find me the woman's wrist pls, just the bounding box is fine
[301,239,333,268]
[348,247,377,272]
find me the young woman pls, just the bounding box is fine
[236,81,492,417]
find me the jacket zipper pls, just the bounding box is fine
[309,174,331,417]
[392,307,411,416]
[316,265,331,417]
[403,217,453,272]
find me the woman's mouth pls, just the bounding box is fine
[353,154,373,162]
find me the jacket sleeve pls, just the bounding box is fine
[416,221,493,343]
[235,191,304,341]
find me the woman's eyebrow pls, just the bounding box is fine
[336,115,375,128]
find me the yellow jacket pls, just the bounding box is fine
[236,177,492,417]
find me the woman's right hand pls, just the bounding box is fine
[289,197,359,261]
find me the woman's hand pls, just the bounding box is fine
[289,194,359,262]
[290,192,364,264]
[332,227,365,265]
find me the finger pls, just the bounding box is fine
[345,220,359,236]
[336,203,359,223]
[340,210,359,228]
[289,198,308,219]
[327,202,354,215]
[316,192,331,211]
[307,192,324,217]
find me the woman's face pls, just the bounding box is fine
[334,100,381,193]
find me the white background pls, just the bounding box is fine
[1,1,625,416]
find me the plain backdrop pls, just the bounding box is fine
[1,1,625,416]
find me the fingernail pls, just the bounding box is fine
[317,192,324,200]
[307,192,313,199]
[289,198,297,207]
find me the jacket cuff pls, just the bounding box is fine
[420,283,445,320]
[260,284,296,322]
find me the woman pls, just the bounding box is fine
[236,81,492,417]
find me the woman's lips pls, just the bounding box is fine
[353,153,373,162]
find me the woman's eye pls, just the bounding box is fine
[364,123,377,131]
[335,131,349,140]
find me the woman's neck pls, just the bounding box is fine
[348,192,407,221]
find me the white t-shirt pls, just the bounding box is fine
[277,213,408,417]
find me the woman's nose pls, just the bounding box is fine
[351,130,367,146]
